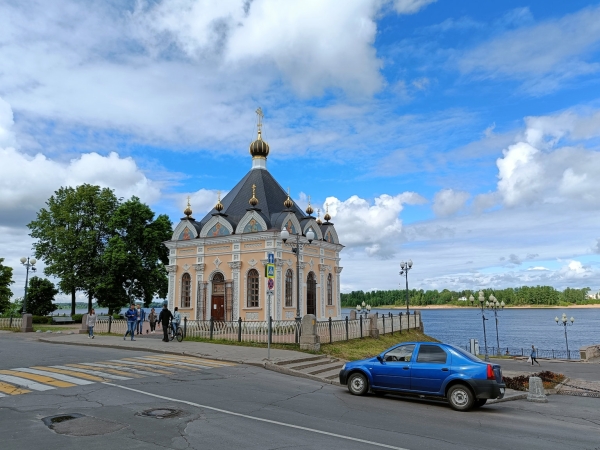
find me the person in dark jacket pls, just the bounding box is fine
[124,304,137,341]
[158,303,173,342]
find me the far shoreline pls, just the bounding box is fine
[347,304,600,310]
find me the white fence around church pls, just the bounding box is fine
[0,317,22,330]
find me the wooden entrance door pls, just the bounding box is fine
[212,296,225,321]
[306,272,316,316]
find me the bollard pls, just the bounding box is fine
[527,377,548,403]
[209,317,214,340]
[238,317,242,342]
[183,317,187,338]
[391,314,394,335]
[382,315,385,335]
[399,312,402,334]
[108,315,112,334]
[345,316,349,341]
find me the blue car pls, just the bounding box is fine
[339,342,505,411]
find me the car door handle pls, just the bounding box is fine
[441,368,449,371]
[402,366,409,370]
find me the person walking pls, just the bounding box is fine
[158,303,173,342]
[124,304,137,341]
[136,304,146,335]
[87,309,97,339]
[530,345,541,366]
[148,308,157,334]
[172,307,181,337]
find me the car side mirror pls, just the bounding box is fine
[376,355,383,363]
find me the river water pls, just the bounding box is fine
[342,308,600,354]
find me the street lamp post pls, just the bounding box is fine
[399,260,413,314]
[19,257,37,314]
[280,227,315,337]
[555,313,575,359]
[487,294,505,355]
[470,291,489,361]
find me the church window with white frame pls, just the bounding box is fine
[181,273,191,308]
[247,269,259,307]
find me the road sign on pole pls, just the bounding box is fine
[268,253,274,264]
[268,278,274,290]
[266,264,275,279]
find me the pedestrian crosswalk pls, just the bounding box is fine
[0,356,235,398]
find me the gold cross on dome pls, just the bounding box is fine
[186,195,191,207]
[255,107,264,133]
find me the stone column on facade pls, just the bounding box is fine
[227,261,242,320]
[166,265,177,311]
[319,264,327,319]
[275,259,284,320]
[335,266,343,319]
[193,263,205,320]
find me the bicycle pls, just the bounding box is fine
[168,322,184,342]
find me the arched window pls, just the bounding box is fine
[285,269,293,307]
[327,273,333,306]
[181,273,191,308]
[247,269,259,307]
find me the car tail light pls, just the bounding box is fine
[487,364,495,380]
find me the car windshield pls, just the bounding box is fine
[447,345,482,363]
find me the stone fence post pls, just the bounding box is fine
[299,314,320,351]
[21,313,33,333]
[79,314,88,334]
[368,314,379,339]
[527,377,548,403]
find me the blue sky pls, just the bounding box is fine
[1,0,600,299]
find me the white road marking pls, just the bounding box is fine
[104,383,411,450]
[0,392,6,397]
[0,374,55,391]
[80,363,160,377]
[134,356,215,369]
[52,366,131,380]
[12,368,95,385]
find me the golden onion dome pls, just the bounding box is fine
[316,209,322,225]
[305,196,314,216]
[249,130,270,159]
[283,187,293,209]
[249,184,259,207]
[215,191,224,212]
[184,196,193,218]
[324,203,331,222]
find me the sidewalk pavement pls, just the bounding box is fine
[36,332,308,367]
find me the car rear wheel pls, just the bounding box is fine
[474,399,487,408]
[447,384,475,411]
[347,373,368,396]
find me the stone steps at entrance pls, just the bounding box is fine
[286,358,339,371]
[265,355,345,386]
[275,355,328,366]
[300,361,344,376]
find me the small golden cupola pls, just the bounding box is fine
[249,107,270,161]
[183,196,193,219]
[324,203,331,222]
[283,187,293,209]
[249,184,259,207]
[316,208,322,225]
[215,191,224,213]
[305,195,314,216]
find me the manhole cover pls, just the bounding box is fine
[139,408,181,419]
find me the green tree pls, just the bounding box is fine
[28,184,120,315]
[26,277,59,316]
[97,197,172,314]
[0,258,15,314]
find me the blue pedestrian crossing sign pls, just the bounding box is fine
[268,253,274,264]
[266,264,275,279]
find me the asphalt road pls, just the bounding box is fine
[1,333,599,450]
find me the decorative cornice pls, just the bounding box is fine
[193,263,206,272]
[166,265,177,273]
[228,261,242,270]
[335,266,343,274]
[318,263,331,272]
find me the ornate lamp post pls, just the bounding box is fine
[470,291,489,361]
[280,227,315,329]
[487,294,505,355]
[555,313,575,359]
[19,257,37,314]
[399,260,413,314]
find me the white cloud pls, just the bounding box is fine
[459,5,600,93]
[558,260,593,280]
[325,192,426,258]
[432,188,470,217]
[528,266,549,271]
[496,109,600,208]
[393,0,436,15]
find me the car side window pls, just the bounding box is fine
[416,345,448,364]
[383,344,415,362]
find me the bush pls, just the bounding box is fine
[32,315,52,324]
[72,314,83,323]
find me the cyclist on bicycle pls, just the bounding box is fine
[172,306,181,338]
[158,302,173,342]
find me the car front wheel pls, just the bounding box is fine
[447,384,475,411]
[347,372,369,396]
